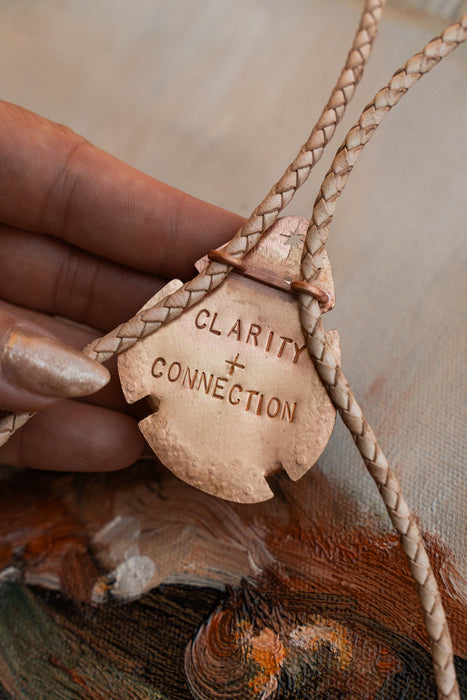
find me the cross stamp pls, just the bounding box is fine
[225,354,245,376]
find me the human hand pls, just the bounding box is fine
[0,101,243,472]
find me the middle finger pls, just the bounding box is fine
[0,224,168,332]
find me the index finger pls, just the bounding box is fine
[0,101,244,279]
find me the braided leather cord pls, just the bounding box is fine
[85,0,386,363]
[0,0,385,446]
[0,7,465,699]
[298,15,467,699]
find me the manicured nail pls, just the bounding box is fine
[2,326,110,399]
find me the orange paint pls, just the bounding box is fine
[248,628,286,693]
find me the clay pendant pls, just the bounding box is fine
[118,216,340,503]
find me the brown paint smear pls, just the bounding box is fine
[0,473,98,602]
[0,464,464,659]
[185,587,406,699]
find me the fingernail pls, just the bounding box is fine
[1,326,110,399]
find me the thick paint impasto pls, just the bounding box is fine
[0,462,465,698]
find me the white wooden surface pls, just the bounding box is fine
[0,1,465,576]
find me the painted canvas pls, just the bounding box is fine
[0,0,465,698]
[0,462,465,698]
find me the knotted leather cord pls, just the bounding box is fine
[0,6,465,699]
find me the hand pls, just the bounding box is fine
[0,101,243,472]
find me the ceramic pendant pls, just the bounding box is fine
[118,216,340,503]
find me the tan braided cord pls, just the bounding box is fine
[0,0,385,446]
[86,0,386,363]
[298,14,467,699]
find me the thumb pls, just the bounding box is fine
[0,311,110,413]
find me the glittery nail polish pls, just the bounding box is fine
[1,327,110,398]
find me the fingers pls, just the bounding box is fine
[0,225,166,331]
[0,400,144,471]
[0,101,244,280]
[0,307,110,413]
[0,299,128,411]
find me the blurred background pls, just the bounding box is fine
[0,1,465,573]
